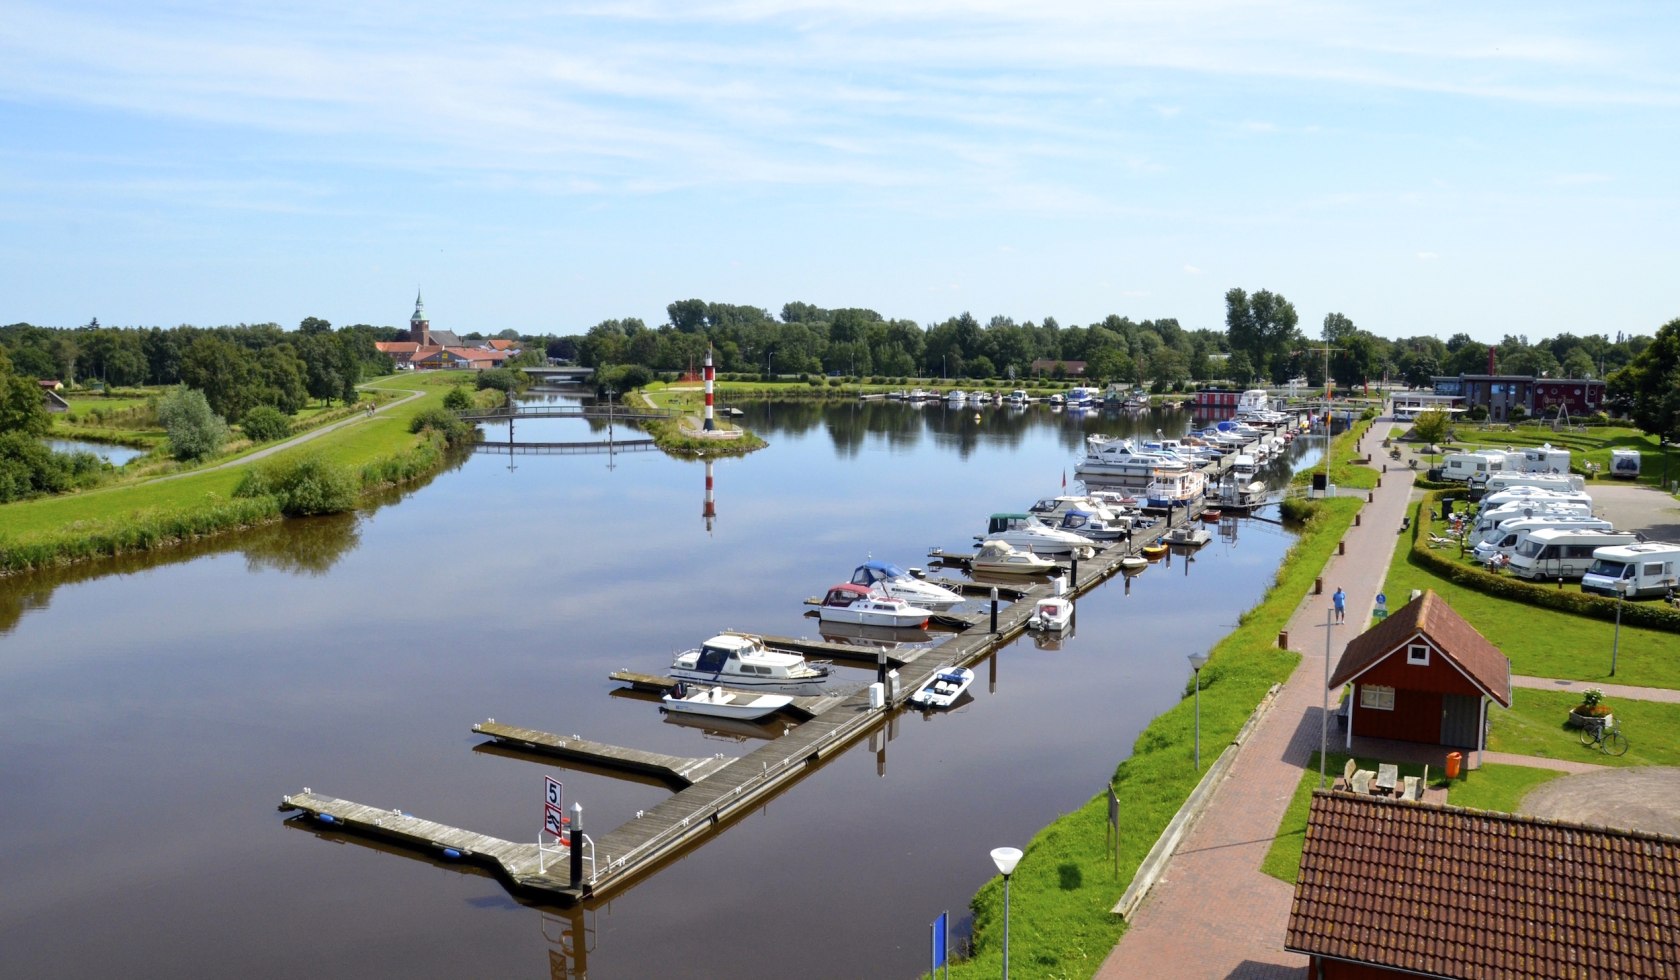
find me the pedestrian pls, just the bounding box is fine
[1332,586,1346,624]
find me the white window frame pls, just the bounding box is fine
[1360,685,1396,711]
[1406,643,1431,667]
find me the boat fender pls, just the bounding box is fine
[441,848,462,860]
[316,813,336,825]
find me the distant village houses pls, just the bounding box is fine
[373,293,519,371]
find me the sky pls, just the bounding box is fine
[1,1,1677,344]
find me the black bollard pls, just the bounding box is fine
[1070,554,1080,588]
[569,804,584,887]
[877,648,888,685]
[989,587,999,634]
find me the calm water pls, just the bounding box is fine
[43,437,148,466]
[1,396,1309,979]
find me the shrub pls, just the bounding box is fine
[442,386,473,411]
[239,405,291,443]
[234,454,359,516]
[0,433,110,502]
[156,386,230,461]
[409,407,476,446]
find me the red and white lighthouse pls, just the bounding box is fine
[703,347,716,431]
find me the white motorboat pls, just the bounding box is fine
[662,683,793,721]
[909,666,975,709]
[1027,596,1073,631]
[849,560,964,610]
[1231,453,1258,481]
[1056,509,1128,541]
[971,539,1058,575]
[1162,525,1212,547]
[671,632,830,688]
[816,584,933,628]
[1119,555,1148,572]
[946,389,967,404]
[1008,390,1028,404]
[977,513,1097,557]
[1145,470,1207,509]
[1075,436,1195,485]
[1216,477,1269,512]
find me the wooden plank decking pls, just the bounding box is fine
[472,721,735,787]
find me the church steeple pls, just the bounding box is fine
[410,289,430,346]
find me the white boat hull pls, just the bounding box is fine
[662,687,793,721]
[909,666,974,709]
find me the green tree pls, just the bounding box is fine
[239,405,291,443]
[298,316,333,335]
[442,386,472,411]
[1410,409,1449,444]
[1225,287,1299,382]
[156,386,229,461]
[1607,317,1680,442]
[0,347,51,437]
[180,335,258,420]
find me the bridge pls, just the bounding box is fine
[457,405,680,422]
[523,366,594,384]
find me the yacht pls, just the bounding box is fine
[975,513,1095,557]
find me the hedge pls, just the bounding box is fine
[1407,488,1680,633]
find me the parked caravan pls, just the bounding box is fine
[1515,443,1572,475]
[1471,516,1615,561]
[1479,472,1585,496]
[1467,501,1595,548]
[1610,449,1642,480]
[1440,451,1514,484]
[1581,543,1680,598]
[1474,487,1594,518]
[1506,528,1640,581]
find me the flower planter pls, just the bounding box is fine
[1567,710,1613,730]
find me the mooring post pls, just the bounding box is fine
[990,587,999,634]
[569,803,583,887]
[1070,554,1080,588]
[877,648,888,685]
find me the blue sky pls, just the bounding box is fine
[2,1,1676,343]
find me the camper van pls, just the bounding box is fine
[1439,451,1514,484]
[1610,449,1642,480]
[1479,472,1585,496]
[1515,443,1572,475]
[1474,487,1594,518]
[1581,543,1680,598]
[1506,528,1640,581]
[1467,501,1595,548]
[1470,516,1615,561]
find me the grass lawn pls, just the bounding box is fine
[1380,498,1678,688]
[1438,423,1680,491]
[1260,752,1566,885]
[1488,688,1680,767]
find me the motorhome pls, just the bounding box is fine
[1474,487,1594,518]
[1479,471,1585,496]
[1471,516,1616,562]
[1581,543,1680,599]
[1505,528,1641,581]
[1439,451,1514,484]
[1515,443,1571,475]
[1467,501,1595,547]
[1610,449,1642,480]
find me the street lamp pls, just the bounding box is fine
[990,846,1023,979]
[1188,652,1210,769]
[1611,578,1628,675]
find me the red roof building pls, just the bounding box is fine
[1286,791,1680,978]
[1329,591,1511,757]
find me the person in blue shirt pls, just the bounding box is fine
[1332,587,1346,624]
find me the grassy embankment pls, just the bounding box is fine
[1404,419,1680,492]
[0,373,471,573]
[943,421,1369,979]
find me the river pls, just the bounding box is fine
[0,394,1314,979]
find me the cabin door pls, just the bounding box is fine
[1439,694,1483,748]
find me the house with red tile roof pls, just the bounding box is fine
[1329,590,1510,760]
[373,294,512,370]
[1286,791,1680,978]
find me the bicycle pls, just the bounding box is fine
[1579,717,1629,756]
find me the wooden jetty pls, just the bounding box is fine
[280,499,1218,905]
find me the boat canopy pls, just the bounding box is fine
[824,583,871,605]
[851,560,911,585]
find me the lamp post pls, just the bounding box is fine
[1611,578,1628,675]
[990,846,1022,979]
[1188,652,1209,769]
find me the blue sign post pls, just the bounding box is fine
[931,910,949,978]
[1375,592,1388,620]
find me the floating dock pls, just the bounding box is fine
[280,499,1217,905]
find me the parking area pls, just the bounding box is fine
[1590,482,1680,543]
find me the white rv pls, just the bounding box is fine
[1610,449,1642,480]
[1439,451,1514,484]
[1471,516,1615,561]
[1467,501,1596,548]
[1515,443,1571,475]
[1506,528,1640,581]
[1581,543,1680,599]
[1479,472,1585,496]
[1474,487,1594,518]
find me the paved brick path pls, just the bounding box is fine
[1097,447,1416,979]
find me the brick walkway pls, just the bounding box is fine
[1097,448,1417,979]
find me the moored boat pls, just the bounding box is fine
[1119,555,1149,572]
[816,583,933,628]
[671,632,830,688]
[1141,543,1169,560]
[849,559,965,610]
[661,684,794,721]
[971,539,1059,575]
[1027,596,1074,631]
[908,665,975,709]
[1199,508,1222,522]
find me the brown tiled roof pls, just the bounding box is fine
[1329,590,1511,705]
[1287,792,1680,978]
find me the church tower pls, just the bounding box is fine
[411,290,431,346]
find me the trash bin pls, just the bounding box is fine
[1277,630,1289,649]
[1445,751,1463,779]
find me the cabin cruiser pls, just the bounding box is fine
[1145,470,1207,510]
[1056,509,1129,541]
[1236,389,1270,414]
[816,584,933,628]
[1075,436,1193,484]
[849,560,965,611]
[946,389,967,404]
[1215,476,1270,512]
[1008,390,1028,405]
[976,513,1096,557]
[671,632,830,689]
[1029,494,1133,526]
[1230,453,1258,482]
[970,539,1058,575]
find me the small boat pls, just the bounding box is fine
[816,583,933,628]
[850,559,964,610]
[971,539,1059,575]
[1027,596,1073,631]
[1119,555,1148,572]
[1141,544,1169,561]
[978,512,1096,557]
[1199,508,1222,522]
[1163,525,1212,547]
[671,632,830,688]
[909,666,975,709]
[662,683,793,721]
